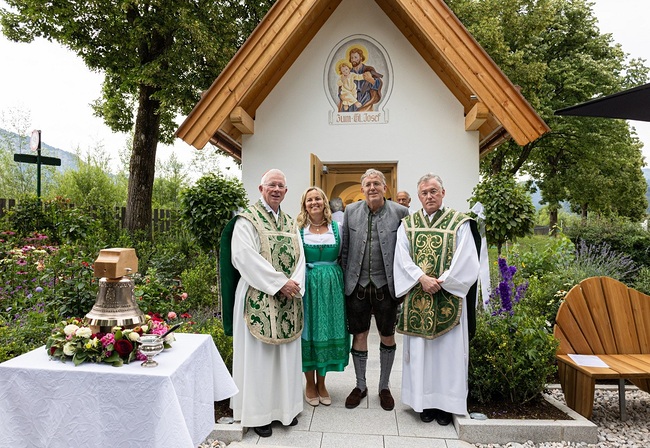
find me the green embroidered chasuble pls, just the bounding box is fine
[239,201,303,345]
[396,208,471,339]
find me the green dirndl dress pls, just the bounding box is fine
[300,222,350,375]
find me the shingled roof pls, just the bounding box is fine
[176,0,549,160]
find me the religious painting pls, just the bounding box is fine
[324,35,393,125]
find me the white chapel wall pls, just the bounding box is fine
[242,0,480,217]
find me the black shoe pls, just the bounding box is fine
[436,410,453,426]
[345,387,367,409]
[253,424,272,437]
[288,417,298,426]
[420,408,437,423]
[378,389,395,411]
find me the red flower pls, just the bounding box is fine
[114,339,134,357]
[50,346,57,355]
[148,312,163,322]
[180,313,192,319]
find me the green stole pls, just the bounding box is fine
[238,201,303,344]
[396,207,471,339]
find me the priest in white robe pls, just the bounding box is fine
[229,169,306,438]
[393,173,480,426]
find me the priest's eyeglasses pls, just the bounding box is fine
[264,183,287,190]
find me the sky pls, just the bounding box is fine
[0,0,649,171]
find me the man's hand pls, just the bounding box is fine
[280,279,301,299]
[419,274,444,295]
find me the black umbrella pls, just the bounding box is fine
[554,83,650,122]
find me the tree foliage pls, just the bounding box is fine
[180,172,248,253]
[152,152,190,209]
[447,0,649,223]
[470,174,536,254]
[1,0,274,233]
[51,150,125,207]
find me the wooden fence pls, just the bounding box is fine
[0,198,177,233]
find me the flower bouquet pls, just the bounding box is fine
[46,314,175,367]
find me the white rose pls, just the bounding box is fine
[128,332,140,342]
[63,342,77,356]
[64,324,79,336]
[76,327,92,339]
[141,325,149,333]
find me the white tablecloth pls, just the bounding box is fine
[0,333,238,448]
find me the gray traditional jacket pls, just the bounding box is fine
[341,199,409,298]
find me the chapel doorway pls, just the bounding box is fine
[310,153,398,208]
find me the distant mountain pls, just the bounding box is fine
[0,128,80,173]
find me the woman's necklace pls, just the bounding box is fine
[310,219,327,233]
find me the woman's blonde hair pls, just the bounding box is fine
[297,186,333,228]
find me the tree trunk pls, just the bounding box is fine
[124,84,162,235]
[581,204,588,222]
[549,207,558,235]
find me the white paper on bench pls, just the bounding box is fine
[568,354,610,368]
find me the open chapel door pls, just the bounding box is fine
[310,153,324,188]
[310,153,398,206]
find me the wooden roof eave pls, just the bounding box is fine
[376,0,549,147]
[176,0,341,150]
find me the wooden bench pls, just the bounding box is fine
[553,276,650,420]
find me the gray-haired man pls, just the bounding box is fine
[341,168,409,411]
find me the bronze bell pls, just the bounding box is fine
[85,248,146,333]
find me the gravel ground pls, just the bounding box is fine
[475,386,650,448]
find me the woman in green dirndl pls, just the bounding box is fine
[297,187,350,406]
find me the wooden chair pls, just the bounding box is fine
[554,276,650,419]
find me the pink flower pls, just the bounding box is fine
[180,292,188,301]
[101,333,115,347]
[167,311,177,320]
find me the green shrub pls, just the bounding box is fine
[519,274,572,326]
[470,257,557,404]
[469,174,536,254]
[469,310,558,404]
[633,266,650,295]
[509,234,575,279]
[0,306,53,363]
[46,245,97,318]
[1,197,122,247]
[566,215,650,267]
[177,309,233,372]
[180,254,218,310]
[133,267,178,316]
[181,173,248,253]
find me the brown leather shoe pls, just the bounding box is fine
[379,389,394,411]
[345,387,367,409]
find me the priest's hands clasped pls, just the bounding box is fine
[418,274,444,294]
[280,279,302,298]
